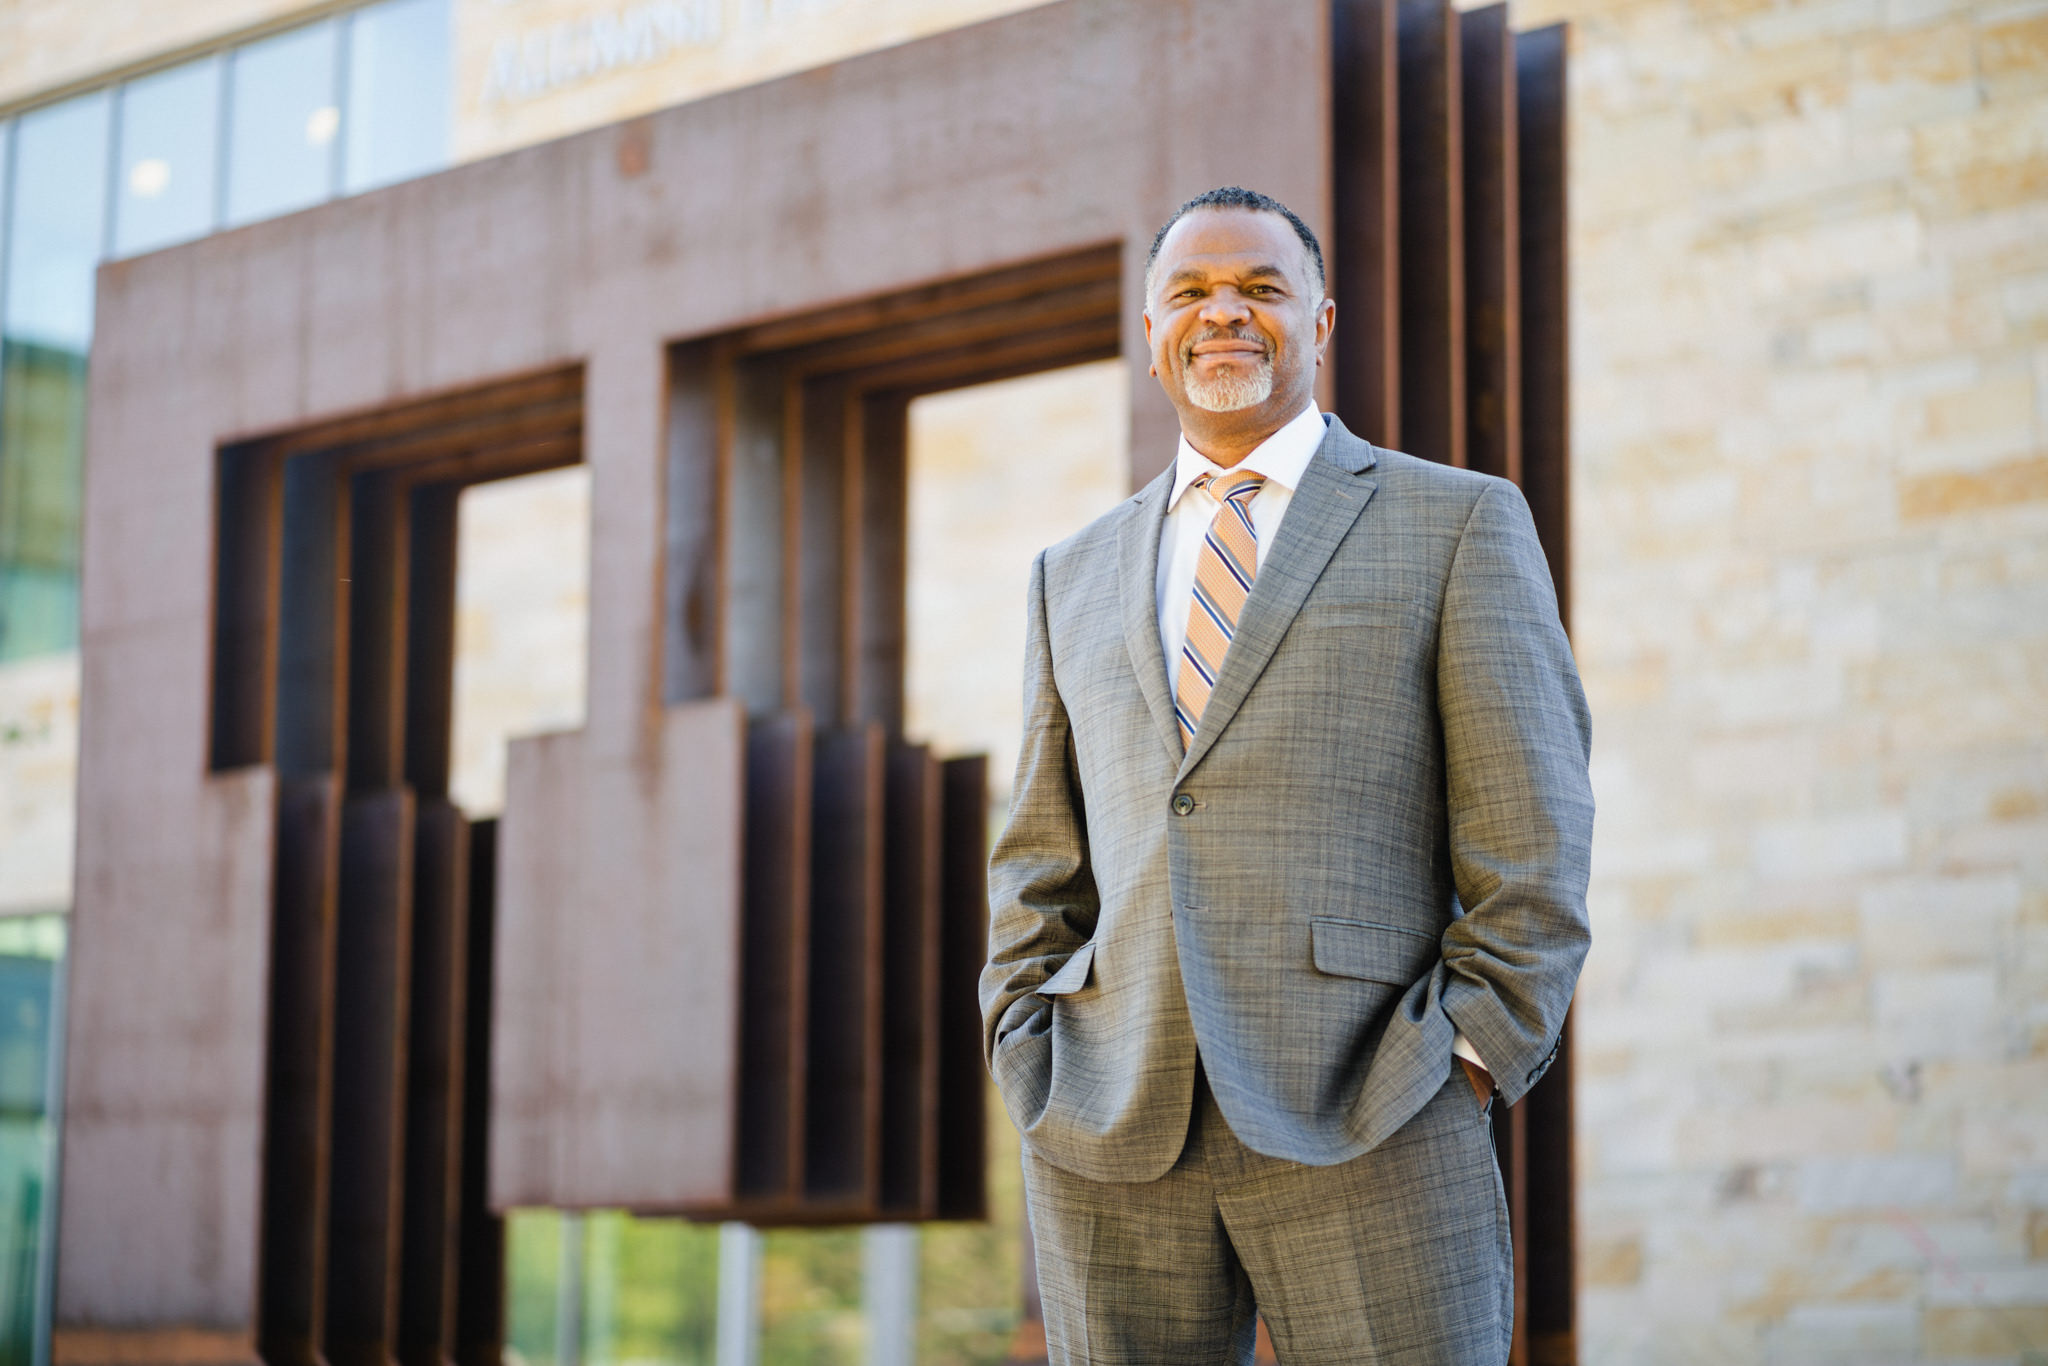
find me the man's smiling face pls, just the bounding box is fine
[1143,207,1334,452]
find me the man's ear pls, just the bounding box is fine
[1142,308,1156,375]
[1315,296,1336,359]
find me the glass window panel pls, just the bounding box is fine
[344,0,451,195]
[112,56,222,258]
[224,21,339,228]
[1,91,109,662]
[0,121,10,309]
[2,93,111,353]
[0,915,64,1366]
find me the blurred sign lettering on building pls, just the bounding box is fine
[453,0,1053,158]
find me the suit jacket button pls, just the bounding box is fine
[1172,793,1195,816]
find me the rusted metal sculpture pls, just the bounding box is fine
[59,1,1573,1364]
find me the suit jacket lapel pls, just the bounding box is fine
[1177,418,1380,779]
[1118,464,1185,770]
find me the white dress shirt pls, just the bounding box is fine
[1156,402,1489,1079]
[1156,402,1328,675]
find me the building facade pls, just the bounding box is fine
[0,0,2043,1363]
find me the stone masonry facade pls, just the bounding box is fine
[1505,0,2048,1356]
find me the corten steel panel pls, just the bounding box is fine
[725,358,789,715]
[402,483,462,797]
[345,471,413,792]
[275,450,350,778]
[398,799,470,1366]
[1516,33,1575,1365]
[1527,1014,1576,1365]
[1396,0,1467,467]
[935,755,990,1220]
[55,762,276,1355]
[453,820,505,1366]
[729,711,815,1208]
[253,370,582,459]
[880,744,944,1216]
[803,724,888,1211]
[852,394,911,736]
[397,485,465,1366]
[1458,9,1535,1343]
[754,270,1123,381]
[1517,24,1571,634]
[69,0,1333,1332]
[665,339,723,704]
[1460,4,1521,487]
[325,789,418,1366]
[1495,1083,1533,1365]
[489,698,747,1211]
[793,374,857,722]
[258,775,342,1366]
[204,393,539,1366]
[211,445,284,770]
[1331,0,1402,447]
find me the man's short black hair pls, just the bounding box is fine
[1144,186,1326,302]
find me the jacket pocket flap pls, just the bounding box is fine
[1036,941,1097,998]
[1310,917,1434,986]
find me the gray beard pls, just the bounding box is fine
[1184,359,1275,413]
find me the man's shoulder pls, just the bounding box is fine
[1345,437,1521,527]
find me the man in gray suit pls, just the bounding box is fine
[980,186,1594,1364]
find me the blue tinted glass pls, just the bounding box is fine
[224,21,339,227]
[0,123,9,299]
[113,56,223,258]
[3,92,111,352]
[0,920,63,1366]
[345,0,452,194]
[1,92,109,662]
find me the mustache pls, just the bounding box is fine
[1183,327,1272,361]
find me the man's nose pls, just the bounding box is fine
[1198,288,1253,325]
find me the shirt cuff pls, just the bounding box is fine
[1451,1031,1488,1074]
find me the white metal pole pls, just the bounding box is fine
[555,1212,584,1366]
[715,1221,761,1366]
[863,1224,919,1366]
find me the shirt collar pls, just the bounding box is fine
[1168,402,1327,511]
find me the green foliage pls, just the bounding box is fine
[916,1082,1024,1366]
[760,1228,864,1366]
[506,1209,565,1366]
[500,1064,1024,1366]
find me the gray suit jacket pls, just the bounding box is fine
[980,415,1594,1183]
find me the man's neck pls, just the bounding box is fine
[1175,390,1313,466]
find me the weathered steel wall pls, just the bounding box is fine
[61,1,1332,1362]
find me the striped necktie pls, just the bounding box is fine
[1175,470,1267,751]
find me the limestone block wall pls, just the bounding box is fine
[0,654,76,915]
[447,466,592,816]
[0,0,311,104]
[1505,0,2048,1356]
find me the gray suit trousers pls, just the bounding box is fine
[1022,1063,1512,1366]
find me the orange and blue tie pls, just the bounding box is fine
[1175,471,1267,751]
